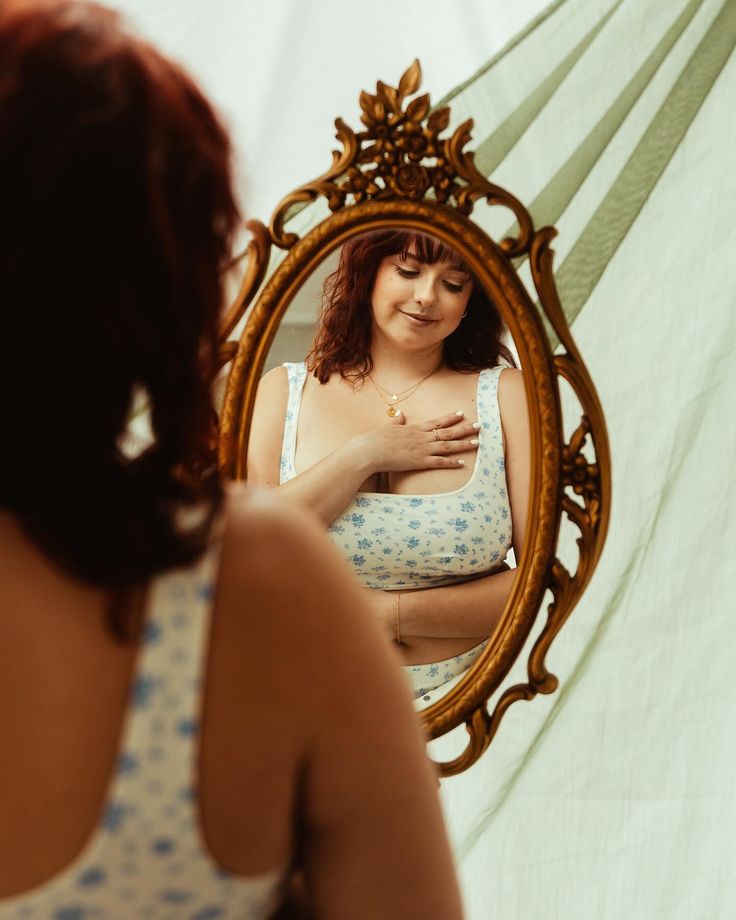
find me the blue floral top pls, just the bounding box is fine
[280,363,511,590]
[0,545,285,919]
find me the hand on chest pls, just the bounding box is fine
[296,372,486,495]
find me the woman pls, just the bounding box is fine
[0,3,463,918]
[249,230,531,700]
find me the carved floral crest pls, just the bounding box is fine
[269,60,532,255]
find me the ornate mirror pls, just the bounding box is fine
[217,61,611,777]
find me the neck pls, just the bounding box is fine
[368,338,444,387]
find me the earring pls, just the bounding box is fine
[462,311,468,318]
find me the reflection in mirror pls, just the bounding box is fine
[247,229,531,705]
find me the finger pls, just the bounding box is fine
[427,455,469,469]
[386,408,406,425]
[420,410,466,432]
[430,421,481,442]
[429,438,480,456]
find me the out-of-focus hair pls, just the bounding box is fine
[307,230,516,383]
[0,0,241,631]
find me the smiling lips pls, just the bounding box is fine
[400,310,436,325]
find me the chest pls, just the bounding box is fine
[293,371,484,494]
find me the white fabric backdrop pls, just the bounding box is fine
[110,1,736,917]
[117,0,548,222]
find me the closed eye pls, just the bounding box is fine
[395,265,467,293]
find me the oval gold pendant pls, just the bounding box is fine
[387,406,397,417]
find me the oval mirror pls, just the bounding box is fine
[217,61,611,776]
[241,228,526,710]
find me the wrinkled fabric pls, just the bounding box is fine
[111,1,736,917]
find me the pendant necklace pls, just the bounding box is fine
[367,367,439,416]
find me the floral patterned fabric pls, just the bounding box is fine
[280,362,512,700]
[0,545,285,920]
[280,362,512,590]
[405,639,488,701]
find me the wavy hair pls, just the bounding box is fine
[307,230,515,383]
[0,0,240,632]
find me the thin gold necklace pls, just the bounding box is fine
[367,368,439,417]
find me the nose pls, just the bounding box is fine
[414,276,436,307]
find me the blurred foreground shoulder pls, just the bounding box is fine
[223,480,335,565]
[217,485,463,919]
[217,483,380,666]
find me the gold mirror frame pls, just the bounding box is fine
[218,62,611,777]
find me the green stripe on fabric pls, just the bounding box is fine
[554,0,736,329]
[523,0,705,237]
[474,0,624,177]
[435,0,572,107]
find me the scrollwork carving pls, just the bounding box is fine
[216,219,272,376]
[267,60,533,255]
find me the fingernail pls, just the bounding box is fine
[456,409,464,417]
[470,438,479,446]
[395,409,402,416]
[472,422,481,430]
[457,459,465,466]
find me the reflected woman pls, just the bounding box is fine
[0,5,463,918]
[249,230,531,700]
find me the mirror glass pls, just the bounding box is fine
[246,228,530,708]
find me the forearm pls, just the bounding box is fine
[396,568,517,640]
[278,437,376,527]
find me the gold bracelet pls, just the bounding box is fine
[395,593,402,646]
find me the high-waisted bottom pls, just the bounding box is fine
[403,640,487,701]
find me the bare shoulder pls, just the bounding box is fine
[216,484,389,679]
[247,367,290,484]
[497,367,530,455]
[207,484,351,736]
[219,482,319,596]
[256,364,289,397]
[252,364,289,417]
[223,481,316,550]
[497,366,527,412]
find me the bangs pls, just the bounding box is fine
[398,232,467,271]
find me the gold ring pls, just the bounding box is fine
[432,429,441,441]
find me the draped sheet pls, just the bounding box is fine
[113,1,736,916]
[428,3,736,918]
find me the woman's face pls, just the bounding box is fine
[370,247,472,353]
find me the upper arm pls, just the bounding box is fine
[498,367,531,559]
[217,490,462,920]
[246,366,289,486]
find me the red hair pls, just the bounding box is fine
[0,0,240,631]
[307,230,515,383]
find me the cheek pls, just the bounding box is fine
[444,293,471,323]
[373,275,408,309]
